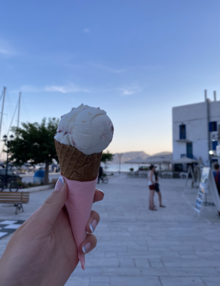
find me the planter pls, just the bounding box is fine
[22,184,55,193]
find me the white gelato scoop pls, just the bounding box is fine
[54,104,114,155]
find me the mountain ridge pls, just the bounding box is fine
[109,151,172,164]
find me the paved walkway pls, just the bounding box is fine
[0,174,220,286]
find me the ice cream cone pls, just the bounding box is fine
[54,140,102,182]
[54,139,102,269]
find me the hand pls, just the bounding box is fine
[0,179,104,286]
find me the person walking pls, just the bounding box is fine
[98,165,103,184]
[148,165,156,211]
[213,163,220,196]
[154,169,165,208]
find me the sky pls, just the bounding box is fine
[0,0,220,156]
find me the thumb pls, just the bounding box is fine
[35,176,68,226]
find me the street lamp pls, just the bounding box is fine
[3,134,14,187]
[118,153,122,174]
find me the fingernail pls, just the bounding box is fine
[54,176,64,192]
[90,220,98,233]
[82,242,91,253]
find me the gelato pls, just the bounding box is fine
[55,104,114,155]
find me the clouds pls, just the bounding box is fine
[0,48,12,55]
[18,82,141,97]
[44,84,88,93]
[0,39,17,57]
[120,85,141,96]
[19,84,89,94]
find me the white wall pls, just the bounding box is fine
[210,101,220,120]
[193,139,209,166]
[173,140,209,165]
[172,100,220,166]
[173,141,186,160]
[173,118,208,142]
[173,102,207,122]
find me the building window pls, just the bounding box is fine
[212,140,218,151]
[209,121,217,132]
[179,124,186,140]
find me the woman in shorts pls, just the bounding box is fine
[148,165,157,211]
[154,168,165,208]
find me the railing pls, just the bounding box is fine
[127,171,190,179]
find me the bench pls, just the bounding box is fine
[0,192,30,214]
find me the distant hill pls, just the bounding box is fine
[109,151,172,164]
[110,151,150,164]
[151,151,172,157]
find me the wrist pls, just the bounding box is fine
[0,271,11,286]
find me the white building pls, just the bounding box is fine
[172,91,220,168]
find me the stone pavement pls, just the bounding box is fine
[0,174,220,286]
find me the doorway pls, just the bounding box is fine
[186,142,193,159]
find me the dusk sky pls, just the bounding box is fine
[1,0,220,155]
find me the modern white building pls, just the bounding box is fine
[172,91,220,168]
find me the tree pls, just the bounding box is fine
[8,118,59,184]
[101,151,114,164]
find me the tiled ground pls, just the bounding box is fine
[0,174,220,285]
[0,220,25,239]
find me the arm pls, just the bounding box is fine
[150,171,155,184]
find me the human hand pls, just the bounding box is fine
[0,178,104,286]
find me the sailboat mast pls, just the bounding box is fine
[17,92,21,128]
[0,87,6,140]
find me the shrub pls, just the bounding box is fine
[17,180,43,189]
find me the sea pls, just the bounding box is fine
[102,163,170,173]
[102,163,143,173]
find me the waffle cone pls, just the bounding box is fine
[54,139,102,182]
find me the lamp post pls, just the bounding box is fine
[3,134,14,187]
[118,153,122,174]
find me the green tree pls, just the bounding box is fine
[101,151,114,164]
[8,118,59,184]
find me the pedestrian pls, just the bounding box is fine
[154,169,166,208]
[148,165,156,211]
[98,165,103,184]
[213,163,220,196]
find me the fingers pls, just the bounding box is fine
[79,193,102,256]
[79,233,97,254]
[33,176,68,227]
[93,188,104,203]
[79,209,100,255]
[86,210,100,233]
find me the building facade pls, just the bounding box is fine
[172,95,220,167]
